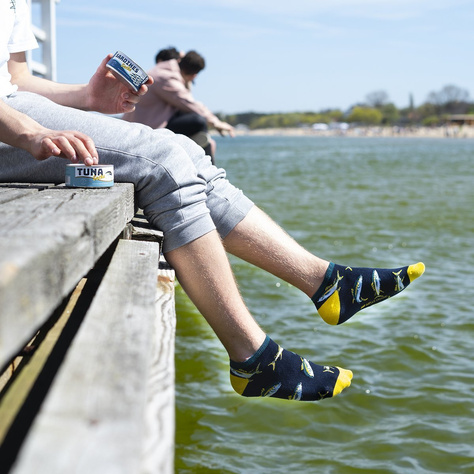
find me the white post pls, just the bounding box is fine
[26,0,59,81]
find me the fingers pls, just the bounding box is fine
[137,83,149,96]
[136,76,153,96]
[40,131,99,165]
[120,87,147,112]
[121,75,153,109]
[121,92,138,109]
[122,83,148,102]
[217,124,235,137]
[42,138,61,158]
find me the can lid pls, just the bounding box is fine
[66,164,113,167]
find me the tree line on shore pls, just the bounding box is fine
[218,84,474,130]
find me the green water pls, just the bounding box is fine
[174,136,474,474]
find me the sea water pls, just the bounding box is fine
[175,136,474,474]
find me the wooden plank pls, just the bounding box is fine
[11,239,169,474]
[141,261,176,474]
[122,210,164,251]
[0,184,55,189]
[0,183,135,251]
[0,279,86,446]
[0,188,39,205]
[0,183,135,369]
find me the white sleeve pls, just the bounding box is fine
[9,0,39,53]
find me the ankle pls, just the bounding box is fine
[300,259,331,297]
[228,333,268,363]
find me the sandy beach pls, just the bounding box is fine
[233,125,474,139]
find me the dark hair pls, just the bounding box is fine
[155,47,181,63]
[179,51,205,75]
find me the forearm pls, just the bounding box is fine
[8,52,91,110]
[0,99,44,151]
[190,101,234,134]
[15,74,90,110]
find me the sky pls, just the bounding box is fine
[45,0,474,114]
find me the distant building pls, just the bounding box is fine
[312,123,329,131]
[446,115,474,126]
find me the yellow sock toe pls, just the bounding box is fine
[333,367,353,397]
[407,262,425,282]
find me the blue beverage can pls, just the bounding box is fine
[106,51,149,92]
[65,164,114,188]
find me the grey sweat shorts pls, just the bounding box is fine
[0,92,253,252]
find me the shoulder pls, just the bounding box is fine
[149,59,180,76]
[149,60,184,86]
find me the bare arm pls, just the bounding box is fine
[9,52,152,114]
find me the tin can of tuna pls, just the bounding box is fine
[106,51,149,92]
[65,164,114,188]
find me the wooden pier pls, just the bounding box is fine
[0,183,176,473]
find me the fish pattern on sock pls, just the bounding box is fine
[312,262,425,325]
[230,336,352,401]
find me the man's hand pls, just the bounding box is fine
[85,54,153,115]
[29,128,99,166]
[0,99,98,166]
[215,121,235,137]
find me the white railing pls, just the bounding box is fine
[26,0,60,81]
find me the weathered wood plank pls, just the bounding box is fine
[11,239,164,474]
[0,188,39,205]
[141,261,176,474]
[0,279,86,446]
[0,184,135,369]
[0,183,135,246]
[122,210,164,253]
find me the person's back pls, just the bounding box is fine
[124,59,182,129]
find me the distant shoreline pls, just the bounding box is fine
[230,125,474,139]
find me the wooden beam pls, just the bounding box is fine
[10,239,175,474]
[0,279,87,446]
[0,184,135,369]
[141,260,176,473]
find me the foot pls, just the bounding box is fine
[230,336,353,401]
[312,262,425,325]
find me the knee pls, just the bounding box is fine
[193,114,208,132]
[182,113,208,135]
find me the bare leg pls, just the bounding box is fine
[223,206,329,297]
[165,229,266,362]
[224,206,425,325]
[165,229,353,401]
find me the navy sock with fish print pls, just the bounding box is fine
[230,336,353,401]
[312,262,425,325]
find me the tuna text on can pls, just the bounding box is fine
[65,164,114,188]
